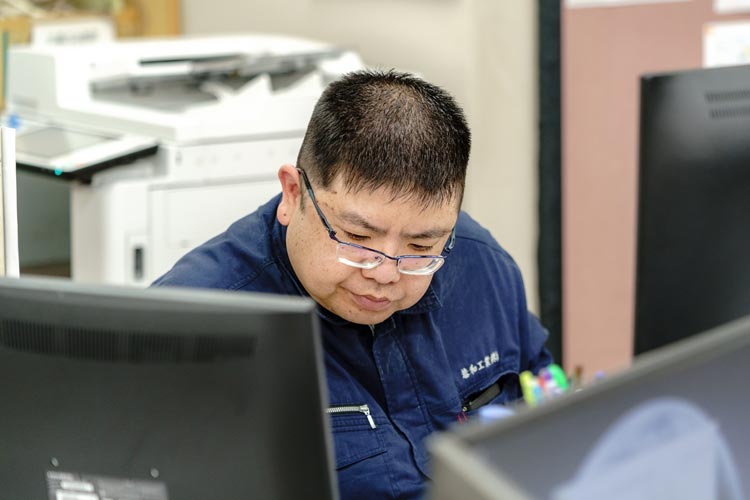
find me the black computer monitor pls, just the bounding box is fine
[634,64,750,355]
[0,276,337,499]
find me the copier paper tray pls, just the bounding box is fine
[15,123,158,182]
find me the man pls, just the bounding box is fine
[154,70,552,499]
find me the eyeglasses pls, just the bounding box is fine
[297,167,455,276]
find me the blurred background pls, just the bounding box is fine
[3,0,750,380]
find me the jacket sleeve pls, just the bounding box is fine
[523,311,554,373]
[505,254,554,373]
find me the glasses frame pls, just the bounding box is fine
[297,167,456,276]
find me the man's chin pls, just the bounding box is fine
[328,290,401,325]
[327,300,397,325]
[340,308,394,326]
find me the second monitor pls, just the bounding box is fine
[635,63,750,354]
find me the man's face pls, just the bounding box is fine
[277,165,459,325]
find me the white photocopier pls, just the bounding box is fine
[5,33,363,285]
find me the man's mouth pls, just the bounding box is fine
[350,292,393,312]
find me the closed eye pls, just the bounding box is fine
[343,231,369,243]
[410,244,436,253]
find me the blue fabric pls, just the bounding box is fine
[153,193,553,499]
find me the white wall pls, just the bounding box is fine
[183,0,540,313]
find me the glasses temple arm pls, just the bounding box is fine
[443,227,457,255]
[298,168,338,238]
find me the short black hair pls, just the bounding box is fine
[297,69,471,207]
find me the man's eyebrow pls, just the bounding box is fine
[338,211,387,235]
[402,228,453,240]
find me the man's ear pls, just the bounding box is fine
[277,164,302,226]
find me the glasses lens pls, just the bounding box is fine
[336,243,446,275]
[398,257,445,275]
[337,244,383,269]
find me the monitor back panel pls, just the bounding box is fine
[635,65,750,353]
[0,279,336,500]
[442,317,750,498]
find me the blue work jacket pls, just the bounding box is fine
[153,194,552,499]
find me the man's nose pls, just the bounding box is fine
[362,258,401,284]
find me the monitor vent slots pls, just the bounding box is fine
[705,88,750,102]
[0,319,257,363]
[708,105,750,119]
[705,88,750,120]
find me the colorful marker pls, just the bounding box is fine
[519,370,538,406]
[547,364,569,392]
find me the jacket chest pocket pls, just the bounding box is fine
[428,371,522,430]
[327,404,396,499]
[461,371,521,414]
[326,404,386,469]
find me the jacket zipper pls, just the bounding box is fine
[326,404,376,429]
